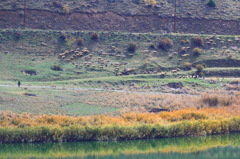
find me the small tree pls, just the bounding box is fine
[195,64,204,77]
[207,0,216,7]
[127,42,137,53]
[91,32,99,40]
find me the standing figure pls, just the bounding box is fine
[18,81,21,87]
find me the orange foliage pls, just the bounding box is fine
[0,107,239,128]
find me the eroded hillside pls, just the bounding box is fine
[0,0,240,34]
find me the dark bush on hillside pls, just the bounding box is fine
[127,42,137,53]
[207,0,216,7]
[76,38,84,46]
[191,37,204,47]
[14,32,21,41]
[158,38,173,51]
[193,47,202,56]
[59,33,67,41]
[196,64,204,72]
[52,1,63,8]
[91,32,99,40]
[51,65,63,71]
[195,64,204,77]
[24,69,37,76]
[149,44,155,49]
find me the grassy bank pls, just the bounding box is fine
[0,109,239,143]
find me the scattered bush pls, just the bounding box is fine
[207,0,216,7]
[195,64,204,77]
[24,69,37,75]
[51,65,63,71]
[191,37,204,47]
[180,40,185,44]
[60,33,67,41]
[91,32,99,40]
[127,42,137,53]
[76,38,84,46]
[193,47,202,56]
[195,64,204,72]
[149,44,155,49]
[52,1,63,8]
[14,32,21,41]
[184,62,192,70]
[158,38,173,51]
[63,4,70,14]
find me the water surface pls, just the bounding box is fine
[0,133,239,159]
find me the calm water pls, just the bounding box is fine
[0,133,240,159]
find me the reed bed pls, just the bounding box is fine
[0,108,239,143]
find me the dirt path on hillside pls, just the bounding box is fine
[0,84,199,96]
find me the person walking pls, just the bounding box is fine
[18,81,21,87]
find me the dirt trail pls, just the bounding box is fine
[0,84,198,96]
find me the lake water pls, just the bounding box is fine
[0,133,239,159]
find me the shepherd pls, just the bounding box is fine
[18,81,21,87]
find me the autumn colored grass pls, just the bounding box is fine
[84,91,240,113]
[0,108,239,143]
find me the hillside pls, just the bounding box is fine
[0,29,240,82]
[1,0,240,34]
[0,0,240,83]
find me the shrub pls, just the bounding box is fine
[193,47,202,56]
[149,44,155,49]
[195,64,204,72]
[91,32,99,40]
[51,65,63,71]
[76,38,84,46]
[158,38,173,51]
[127,42,137,53]
[63,4,70,14]
[14,32,21,41]
[191,37,204,47]
[184,62,192,70]
[52,1,63,8]
[24,69,37,75]
[60,33,67,41]
[180,40,185,44]
[207,0,216,7]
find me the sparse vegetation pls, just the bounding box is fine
[63,4,70,14]
[195,64,204,77]
[193,47,202,56]
[24,68,37,75]
[191,37,204,47]
[158,38,173,51]
[184,62,192,70]
[91,32,99,40]
[127,42,137,53]
[207,0,216,7]
[59,33,67,41]
[51,65,63,71]
[76,38,84,46]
